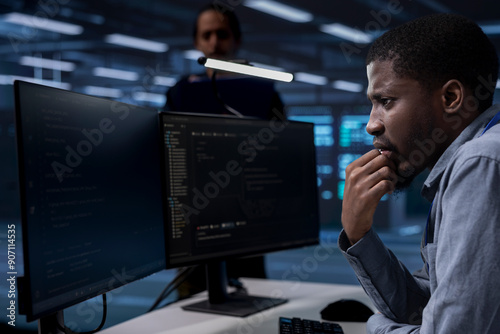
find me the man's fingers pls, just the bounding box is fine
[348,149,381,168]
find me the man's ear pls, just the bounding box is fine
[441,79,464,115]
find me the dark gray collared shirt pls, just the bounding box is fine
[339,104,500,333]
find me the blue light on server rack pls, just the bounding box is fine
[314,125,332,135]
[317,164,333,175]
[339,115,372,148]
[337,154,361,179]
[337,181,345,200]
[321,190,334,200]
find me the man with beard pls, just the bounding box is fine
[339,13,500,333]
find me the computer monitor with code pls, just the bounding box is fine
[160,112,320,316]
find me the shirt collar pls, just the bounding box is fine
[421,104,500,201]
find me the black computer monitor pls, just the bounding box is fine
[159,112,320,316]
[14,81,166,332]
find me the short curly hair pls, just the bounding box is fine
[366,13,499,112]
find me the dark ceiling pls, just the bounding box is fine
[1,0,500,108]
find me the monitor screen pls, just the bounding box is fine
[159,112,320,316]
[14,81,166,323]
[160,112,320,267]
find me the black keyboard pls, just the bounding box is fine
[279,317,344,334]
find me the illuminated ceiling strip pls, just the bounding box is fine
[93,67,139,81]
[497,80,500,90]
[332,80,363,93]
[20,56,76,72]
[200,57,293,82]
[294,72,328,85]
[244,0,313,23]
[83,86,123,98]
[183,49,204,60]
[133,91,166,104]
[3,12,83,35]
[0,75,70,89]
[154,76,177,87]
[320,23,372,44]
[105,33,168,53]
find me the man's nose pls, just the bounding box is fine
[366,108,383,136]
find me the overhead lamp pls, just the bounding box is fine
[154,76,177,87]
[0,74,70,89]
[19,56,76,72]
[294,72,328,85]
[3,12,83,35]
[93,67,139,81]
[244,0,313,23]
[497,80,500,90]
[105,34,168,53]
[320,23,372,44]
[83,86,123,98]
[198,57,293,82]
[133,91,166,105]
[332,80,363,93]
[183,49,204,61]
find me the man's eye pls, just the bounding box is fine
[381,99,392,107]
[217,30,229,39]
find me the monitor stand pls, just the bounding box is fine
[38,311,65,334]
[182,261,287,317]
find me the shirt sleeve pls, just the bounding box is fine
[366,313,420,334]
[338,229,430,326]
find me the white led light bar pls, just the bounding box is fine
[105,33,168,53]
[0,75,70,89]
[199,57,293,82]
[294,72,328,85]
[320,23,372,44]
[92,67,139,81]
[332,80,363,93]
[20,56,76,72]
[244,0,313,23]
[133,91,166,105]
[83,86,123,98]
[4,12,83,35]
[154,76,177,87]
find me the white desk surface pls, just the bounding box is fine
[100,278,373,334]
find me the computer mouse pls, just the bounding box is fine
[320,299,374,322]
